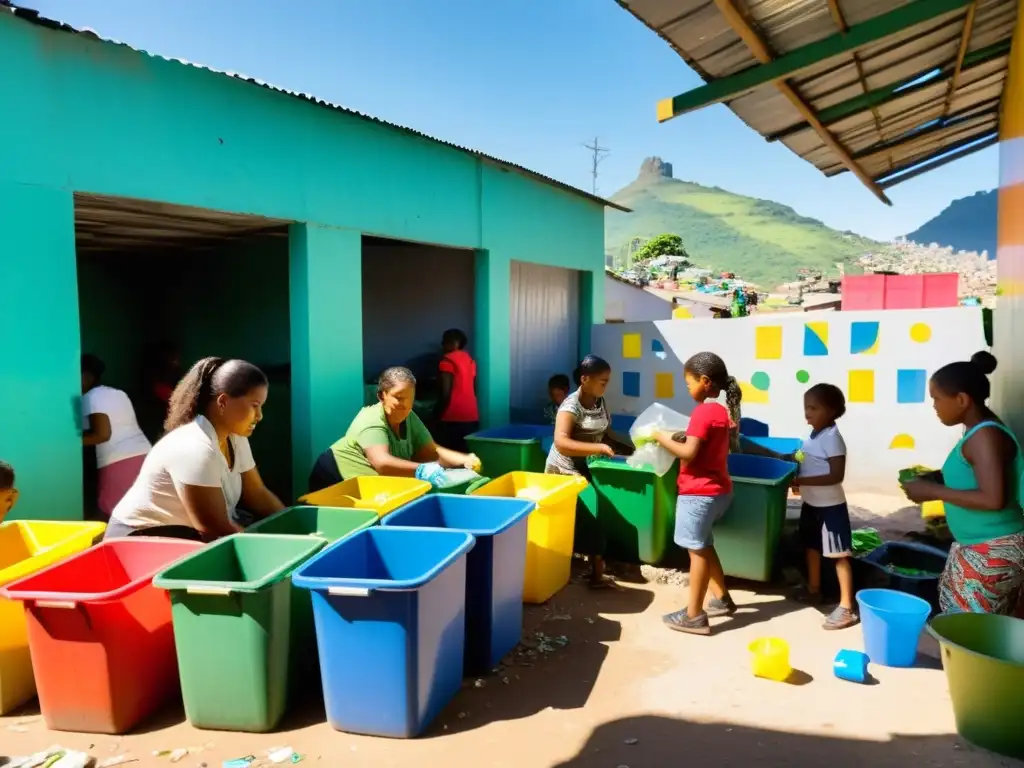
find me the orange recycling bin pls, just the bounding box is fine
[0,537,202,734]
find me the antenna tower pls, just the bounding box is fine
[584,136,610,194]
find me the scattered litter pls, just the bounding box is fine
[267,747,302,764]
[222,758,254,768]
[96,758,137,767]
[3,747,95,768]
[624,738,639,746]
[547,613,572,621]
[584,618,595,624]
[640,564,687,586]
[473,678,485,688]
[168,750,188,764]
[6,725,29,733]
[457,712,468,720]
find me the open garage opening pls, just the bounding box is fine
[361,236,476,435]
[74,193,294,515]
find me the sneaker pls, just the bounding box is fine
[662,609,711,636]
[792,584,823,605]
[705,594,738,617]
[823,605,860,631]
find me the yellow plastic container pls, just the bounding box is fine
[749,637,792,682]
[297,476,430,518]
[470,472,586,603]
[0,520,107,714]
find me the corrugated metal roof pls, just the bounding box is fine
[618,0,1016,199]
[1,1,630,213]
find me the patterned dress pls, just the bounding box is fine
[938,420,1024,617]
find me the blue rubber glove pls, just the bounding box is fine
[415,461,446,486]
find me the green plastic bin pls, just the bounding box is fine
[247,506,379,692]
[716,455,797,582]
[928,612,1024,760]
[153,534,325,732]
[465,425,549,479]
[427,474,492,496]
[587,457,679,565]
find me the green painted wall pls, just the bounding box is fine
[0,14,606,519]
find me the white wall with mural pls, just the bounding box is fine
[591,308,989,493]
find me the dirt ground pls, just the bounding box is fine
[3,494,1021,768]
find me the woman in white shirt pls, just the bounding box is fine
[105,357,285,541]
[81,354,152,517]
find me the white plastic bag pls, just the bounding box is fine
[627,403,690,476]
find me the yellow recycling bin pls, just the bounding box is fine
[298,476,430,518]
[0,520,106,714]
[471,472,587,603]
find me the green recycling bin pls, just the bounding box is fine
[247,506,378,693]
[716,454,797,582]
[154,534,325,732]
[587,456,679,565]
[465,425,549,479]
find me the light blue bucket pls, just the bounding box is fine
[856,588,931,667]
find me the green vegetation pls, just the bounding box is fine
[605,175,879,288]
[634,233,689,263]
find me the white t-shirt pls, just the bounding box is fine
[81,385,152,468]
[111,415,256,530]
[797,424,847,507]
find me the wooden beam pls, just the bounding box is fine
[765,39,1011,142]
[656,0,974,121]
[943,0,978,117]
[826,0,893,172]
[852,105,1000,161]
[706,0,891,204]
[877,132,998,188]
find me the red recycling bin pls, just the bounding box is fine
[0,537,202,734]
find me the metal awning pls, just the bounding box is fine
[617,0,1017,203]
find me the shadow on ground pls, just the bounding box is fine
[551,714,1012,767]
[424,577,655,737]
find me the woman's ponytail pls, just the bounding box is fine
[163,357,224,433]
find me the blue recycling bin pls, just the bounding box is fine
[292,527,475,738]
[382,494,534,675]
[740,435,803,456]
[739,417,770,437]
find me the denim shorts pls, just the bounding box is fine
[674,493,734,551]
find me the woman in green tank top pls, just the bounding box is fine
[901,351,1024,616]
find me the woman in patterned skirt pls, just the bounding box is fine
[902,351,1024,616]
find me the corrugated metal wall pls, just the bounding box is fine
[509,260,580,412]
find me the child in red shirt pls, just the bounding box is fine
[435,328,479,452]
[652,352,741,635]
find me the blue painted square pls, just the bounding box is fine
[622,371,641,398]
[651,339,664,353]
[897,369,927,404]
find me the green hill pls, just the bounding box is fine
[605,158,880,289]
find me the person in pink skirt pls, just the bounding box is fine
[81,354,151,517]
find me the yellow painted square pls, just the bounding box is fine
[755,325,783,360]
[622,333,642,359]
[848,370,875,403]
[654,372,674,399]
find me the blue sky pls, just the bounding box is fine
[28,0,998,241]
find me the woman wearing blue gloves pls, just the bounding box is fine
[307,366,480,492]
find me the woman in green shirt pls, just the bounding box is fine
[902,351,1024,617]
[307,366,479,492]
